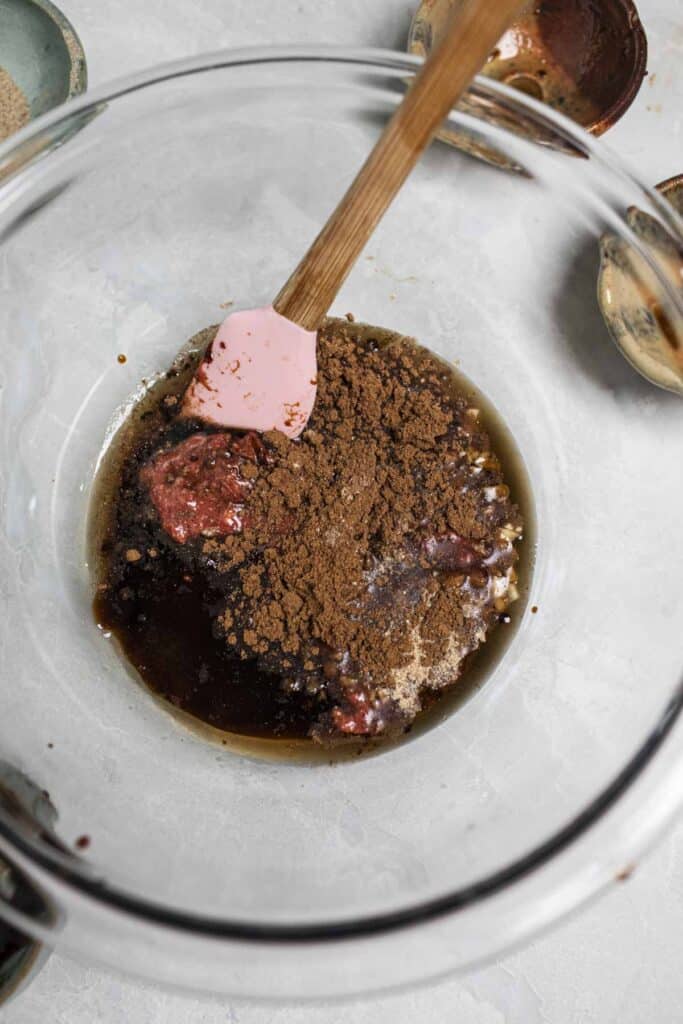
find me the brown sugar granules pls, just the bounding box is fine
[0,68,30,143]
[197,319,523,740]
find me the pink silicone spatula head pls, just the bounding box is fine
[181,306,317,438]
[182,0,525,439]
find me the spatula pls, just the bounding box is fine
[182,0,526,438]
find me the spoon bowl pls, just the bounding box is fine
[408,0,647,168]
[598,175,683,396]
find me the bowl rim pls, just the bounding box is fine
[0,45,682,955]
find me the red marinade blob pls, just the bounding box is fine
[140,431,267,544]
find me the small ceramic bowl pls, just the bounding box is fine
[408,0,647,168]
[0,765,57,1008]
[598,175,683,395]
[0,0,86,125]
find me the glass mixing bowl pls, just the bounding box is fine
[0,47,681,1000]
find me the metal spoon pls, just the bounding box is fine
[598,175,683,396]
[408,0,647,169]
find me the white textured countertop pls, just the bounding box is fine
[5,0,683,1020]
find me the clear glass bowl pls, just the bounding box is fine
[0,47,682,1000]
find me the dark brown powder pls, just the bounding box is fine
[200,319,523,738]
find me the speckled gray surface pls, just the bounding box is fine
[3,0,683,1020]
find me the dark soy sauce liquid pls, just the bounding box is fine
[96,565,323,740]
[91,323,535,756]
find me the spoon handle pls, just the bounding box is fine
[274,0,525,331]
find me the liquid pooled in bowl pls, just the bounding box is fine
[91,318,529,749]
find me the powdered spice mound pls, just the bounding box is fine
[0,68,30,143]
[201,319,523,740]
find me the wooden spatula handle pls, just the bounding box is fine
[274,0,525,331]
